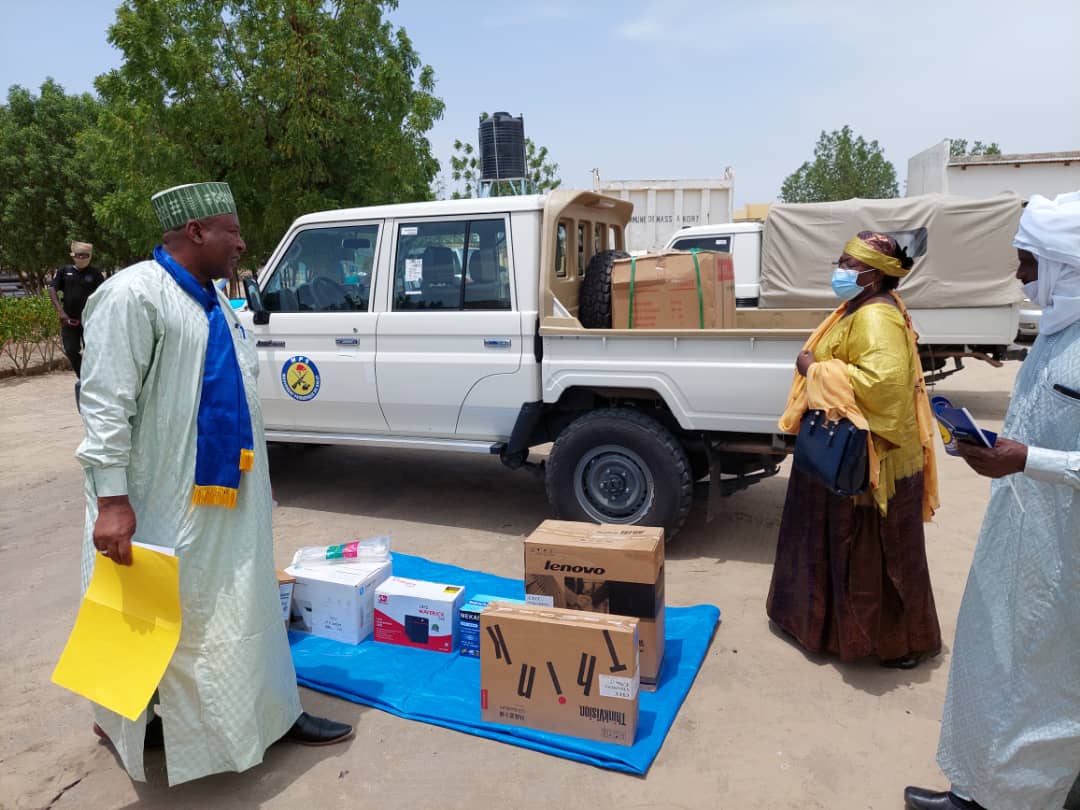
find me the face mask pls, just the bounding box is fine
[831,267,867,301]
[1022,280,1039,302]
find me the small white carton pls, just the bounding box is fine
[286,559,393,645]
[374,576,466,652]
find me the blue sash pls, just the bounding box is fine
[154,246,254,508]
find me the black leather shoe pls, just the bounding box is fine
[904,786,986,809]
[283,712,354,746]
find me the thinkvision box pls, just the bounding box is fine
[374,576,466,653]
[459,594,526,658]
[524,520,665,686]
[480,603,639,746]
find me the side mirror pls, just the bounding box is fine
[244,277,270,325]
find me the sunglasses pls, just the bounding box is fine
[73,253,91,259]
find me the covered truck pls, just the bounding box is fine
[665,193,1027,380]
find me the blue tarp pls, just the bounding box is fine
[289,553,720,775]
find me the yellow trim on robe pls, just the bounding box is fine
[239,448,255,472]
[779,293,939,520]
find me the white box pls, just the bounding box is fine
[286,559,393,645]
[374,576,466,653]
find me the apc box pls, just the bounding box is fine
[285,559,392,645]
[480,602,639,746]
[524,520,665,686]
[374,576,466,653]
[459,594,526,658]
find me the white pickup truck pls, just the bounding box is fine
[240,190,821,537]
[661,193,1028,382]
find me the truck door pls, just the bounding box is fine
[246,221,389,433]
[375,215,526,438]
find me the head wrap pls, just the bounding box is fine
[842,231,911,278]
[70,241,93,254]
[151,182,237,232]
[1013,191,1080,336]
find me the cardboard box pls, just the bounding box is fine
[277,570,296,627]
[524,520,665,686]
[480,603,639,745]
[459,594,526,657]
[374,577,466,653]
[611,250,735,330]
[285,559,393,645]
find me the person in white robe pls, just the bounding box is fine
[77,182,353,787]
[905,191,1080,810]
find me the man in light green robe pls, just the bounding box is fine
[76,182,351,786]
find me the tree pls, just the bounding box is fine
[0,80,105,292]
[780,125,898,203]
[82,0,445,263]
[449,113,560,199]
[949,138,1002,157]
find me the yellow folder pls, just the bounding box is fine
[52,543,182,721]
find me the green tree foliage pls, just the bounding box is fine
[450,113,560,199]
[0,294,62,374]
[83,0,445,262]
[0,80,104,293]
[949,138,1002,157]
[780,125,899,203]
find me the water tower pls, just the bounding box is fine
[478,112,527,196]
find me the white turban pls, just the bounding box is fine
[1013,191,1080,336]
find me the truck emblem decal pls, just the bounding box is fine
[281,355,321,402]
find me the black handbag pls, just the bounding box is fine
[793,410,869,496]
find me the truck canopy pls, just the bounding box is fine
[759,193,1024,309]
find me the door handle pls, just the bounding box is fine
[335,337,360,346]
[256,339,286,348]
[484,338,511,349]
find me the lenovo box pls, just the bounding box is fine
[524,520,665,686]
[459,594,526,658]
[611,250,735,330]
[285,559,393,645]
[374,576,466,653]
[480,603,639,745]
[277,570,296,627]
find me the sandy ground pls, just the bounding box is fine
[0,360,1021,810]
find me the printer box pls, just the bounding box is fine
[524,520,665,686]
[285,559,392,645]
[277,570,296,627]
[459,594,526,658]
[480,602,639,746]
[374,576,466,653]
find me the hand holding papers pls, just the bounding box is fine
[52,543,181,720]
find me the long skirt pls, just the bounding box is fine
[766,466,941,661]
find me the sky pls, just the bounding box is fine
[2,0,1078,205]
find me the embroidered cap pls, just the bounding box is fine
[151,182,237,232]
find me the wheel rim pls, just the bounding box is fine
[573,444,654,524]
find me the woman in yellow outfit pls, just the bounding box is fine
[767,231,941,669]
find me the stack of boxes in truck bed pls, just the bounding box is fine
[480,603,640,745]
[522,520,666,687]
[611,250,735,330]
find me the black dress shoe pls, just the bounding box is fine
[283,712,354,746]
[904,786,986,809]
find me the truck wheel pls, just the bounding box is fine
[578,249,629,329]
[546,408,693,539]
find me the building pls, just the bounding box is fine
[907,140,1080,200]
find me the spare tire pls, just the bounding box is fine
[578,249,629,329]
